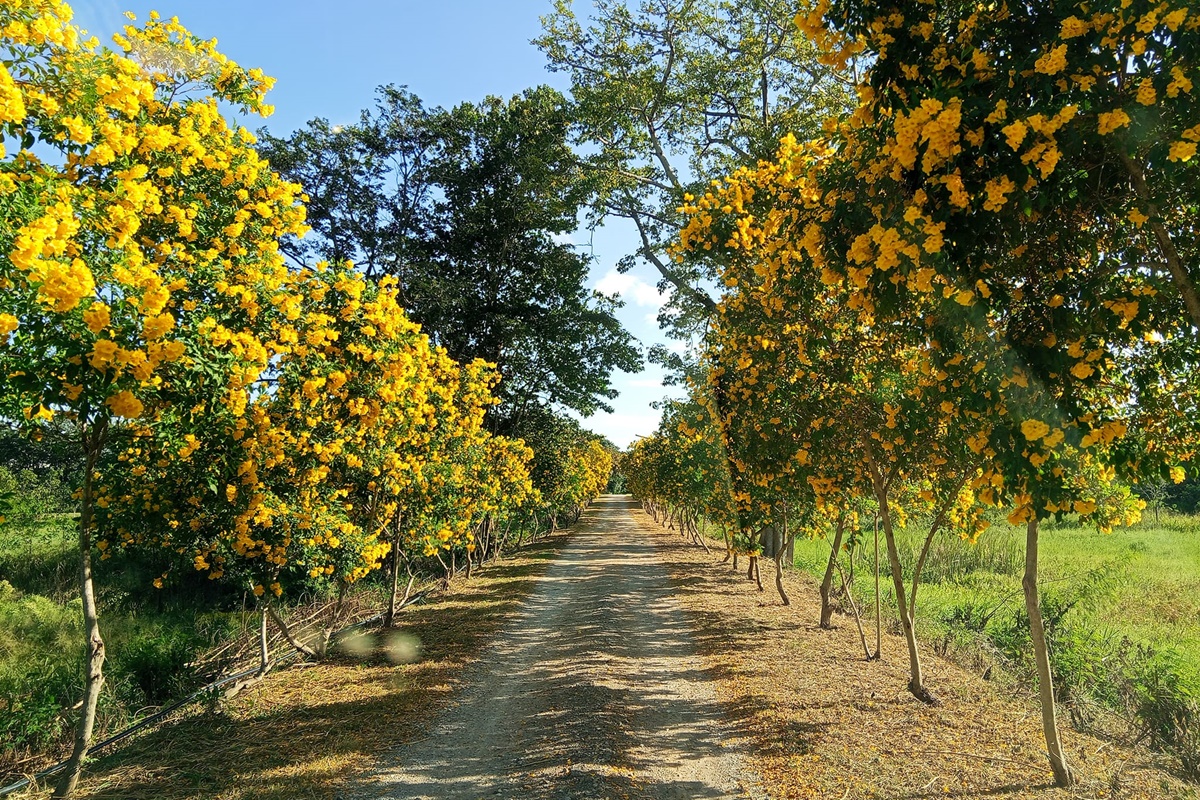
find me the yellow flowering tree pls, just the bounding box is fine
[659,0,1200,783]
[0,3,302,795]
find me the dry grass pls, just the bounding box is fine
[642,512,1199,800]
[12,534,567,800]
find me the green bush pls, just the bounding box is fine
[0,581,81,753]
[1125,648,1200,779]
[0,466,73,524]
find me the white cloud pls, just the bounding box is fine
[626,377,664,389]
[593,269,668,308]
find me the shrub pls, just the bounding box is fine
[0,582,81,753]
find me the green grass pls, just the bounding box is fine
[792,511,1200,777]
[793,512,1200,659]
[0,518,256,775]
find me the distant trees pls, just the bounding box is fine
[536,0,854,336]
[259,86,642,428]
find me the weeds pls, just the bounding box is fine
[793,514,1200,781]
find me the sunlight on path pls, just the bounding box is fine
[348,495,763,800]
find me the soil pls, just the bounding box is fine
[349,495,764,800]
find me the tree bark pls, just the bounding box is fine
[267,605,318,659]
[258,606,271,676]
[820,514,847,628]
[1118,151,1200,329]
[830,537,874,661]
[384,514,404,628]
[864,438,937,704]
[1023,518,1075,787]
[774,512,791,605]
[874,513,882,659]
[54,425,107,800]
[908,473,970,625]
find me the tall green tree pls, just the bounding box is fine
[260,86,641,427]
[536,0,854,335]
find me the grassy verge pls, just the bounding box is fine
[8,532,567,799]
[1,518,265,778]
[790,512,1200,777]
[642,510,1198,799]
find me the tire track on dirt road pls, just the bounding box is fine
[349,494,763,800]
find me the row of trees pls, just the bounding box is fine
[623,0,1198,789]
[0,4,618,797]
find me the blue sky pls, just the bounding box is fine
[71,0,681,447]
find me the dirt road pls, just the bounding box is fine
[350,495,762,800]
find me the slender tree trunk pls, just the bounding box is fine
[1023,518,1075,787]
[865,440,937,704]
[874,514,882,659]
[1119,151,1200,328]
[720,526,732,564]
[774,512,790,606]
[831,538,874,661]
[908,474,969,625]
[820,515,846,628]
[258,606,270,675]
[55,426,107,800]
[267,605,318,659]
[385,515,404,628]
[753,556,763,592]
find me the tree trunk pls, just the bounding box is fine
[774,512,791,605]
[820,515,847,628]
[1023,518,1075,787]
[865,439,937,704]
[1119,150,1200,328]
[874,513,882,659]
[385,516,404,628]
[267,605,318,659]
[830,537,874,661]
[908,474,970,625]
[54,426,106,800]
[258,606,270,675]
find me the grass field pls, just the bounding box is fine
[790,511,1200,776]
[0,518,268,779]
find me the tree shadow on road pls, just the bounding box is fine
[62,536,572,800]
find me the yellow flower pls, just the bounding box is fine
[38,259,96,312]
[1097,110,1130,135]
[142,312,175,340]
[105,390,144,418]
[1059,16,1090,38]
[1021,419,1050,441]
[0,314,17,338]
[83,302,111,333]
[982,175,1015,212]
[1168,141,1197,163]
[90,339,119,371]
[1034,44,1067,75]
[1001,120,1027,150]
[1136,79,1157,106]
[1070,362,1095,379]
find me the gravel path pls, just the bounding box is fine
[350,495,763,800]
